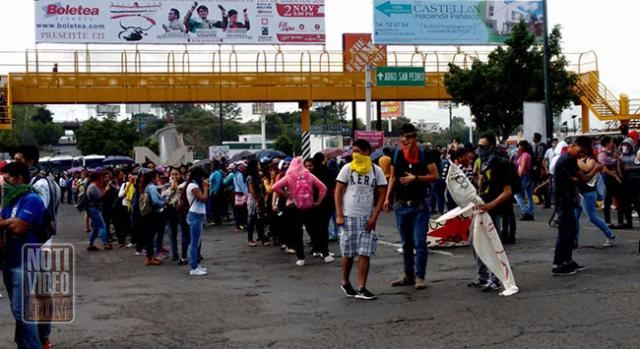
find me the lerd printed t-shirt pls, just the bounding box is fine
[337,163,387,217]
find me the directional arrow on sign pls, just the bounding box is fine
[377,72,385,80]
[376,1,412,17]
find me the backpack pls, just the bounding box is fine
[291,172,314,209]
[31,175,61,242]
[138,191,153,217]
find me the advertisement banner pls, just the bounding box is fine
[355,131,385,149]
[381,101,403,119]
[373,0,544,45]
[34,0,325,44]
[342,33,387,73]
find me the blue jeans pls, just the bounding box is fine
[395,202,430,279]
[187,212,205,270]
[88,207,108,245]
[575,190,614,242]
[515,174,535,216]
[328,210,340,240]
[3,267,42,349]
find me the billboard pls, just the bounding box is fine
[35,0,325,44]
[342,33,387,73]
[355,131,385,149]
[381,101,403,119]
[373,0,544,45]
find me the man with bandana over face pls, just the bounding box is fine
[335,139,387,300]
[384,124,439,291]
[471,134,514,292]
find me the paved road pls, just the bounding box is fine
[1,204,640,348]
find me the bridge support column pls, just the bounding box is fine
[300,100,312,160]
[581,103,589,134]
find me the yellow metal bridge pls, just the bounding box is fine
[0,49,638,132]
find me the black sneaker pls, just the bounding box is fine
[552,264,577,276]
[87,245,99,252]
[355,287,377,300]
[568,261,587,272]
[340,283,358,298]
[519,214,534,221]
[481,281,502,293]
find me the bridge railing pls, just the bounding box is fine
[0,48,595,76]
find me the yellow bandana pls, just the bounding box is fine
[351,153,373,175]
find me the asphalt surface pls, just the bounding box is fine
[1,204,640,349]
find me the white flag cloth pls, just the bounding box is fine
[441,161,519,296]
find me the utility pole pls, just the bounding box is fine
[543,0,553,142]
[365,65,372,131]
[219,103,223,145]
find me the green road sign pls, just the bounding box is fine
[375,67,425,87]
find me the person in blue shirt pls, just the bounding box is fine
[233,163,248,231]
[207,160,224,225]
[0,161,47,349]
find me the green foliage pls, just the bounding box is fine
[444,21,577,141]
[30,121,64,146]
[76,117,140,156]
[0,105,63,150]
[420,116,476,146]
[273,135,294,156]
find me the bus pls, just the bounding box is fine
[83,155,106,169]
[39,156,52,173]
[49,155,74,174]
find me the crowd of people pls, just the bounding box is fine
[2,124,640,347]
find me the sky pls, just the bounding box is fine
[1,0,639,132]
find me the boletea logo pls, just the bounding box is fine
[22,243,75,323]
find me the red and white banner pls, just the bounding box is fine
[34,0,325,44]
[342,33,387,73]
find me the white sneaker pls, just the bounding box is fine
[190,269,207,276]
[499,286,520,297]
[603,238,615,247]
[324,255,335,263]
[312,252,322,258]
[296,259,305,267]
[285,248,296,255]
[197,265,208,272]
[125,243,134,248]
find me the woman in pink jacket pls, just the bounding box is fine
[272,157,329,266]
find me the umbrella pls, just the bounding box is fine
[229,151,255,163]
[103,156,134,166]
[341,150,352,158]
[194,158,212,167]
[67,166,85,174]
[322,147,344,159]
[256,149,286,161]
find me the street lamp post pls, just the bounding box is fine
[543,0,553,142]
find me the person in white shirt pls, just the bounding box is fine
[335,139,388,300]
[185,166,209,276]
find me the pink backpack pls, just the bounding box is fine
[292,172,314,209]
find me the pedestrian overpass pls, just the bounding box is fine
[0,49,638,132]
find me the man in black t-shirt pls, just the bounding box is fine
[384,124,439,290]
[469,134,514,292]
[552,136,602,275]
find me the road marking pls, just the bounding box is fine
[378,240,455,257]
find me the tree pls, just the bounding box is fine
[32,107,54,123]
[444,21,577,141]
[76,117,140,155]
[273,135,294,156]
[207,103,242,121]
